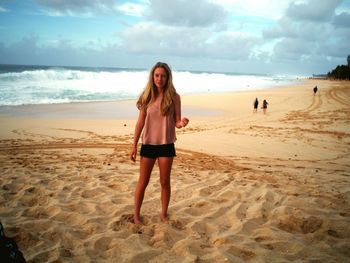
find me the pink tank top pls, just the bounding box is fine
[142,104,176,145]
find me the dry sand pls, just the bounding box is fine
[0,79,349,262]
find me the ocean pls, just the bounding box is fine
[0,64,301,106]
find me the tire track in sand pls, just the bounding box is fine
[0,143,122,152]
[325,85,350,107]
[282,92,322,123]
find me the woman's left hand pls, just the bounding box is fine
[181,117,189,127]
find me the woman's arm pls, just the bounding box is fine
[174,94,189,129]
[130,109,146,162]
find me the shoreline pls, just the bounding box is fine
[0,96,224,120]
[0,78,306,120]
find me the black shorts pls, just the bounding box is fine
[140,143,176,159]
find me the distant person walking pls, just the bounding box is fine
[262,99,268,114]
[253,98,259,113]
[313,86,318,95]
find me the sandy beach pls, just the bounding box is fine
[0,79,349,262]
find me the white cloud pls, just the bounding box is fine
[147,0,227,27]
[35,0,117,16]
[1,0,349,74]
[119,22,209,55]
[263,16,334,41]
[117,21,258,61]
[206,31,258,60]
[0,6,9,12]
[261,0,349,66]
[333,11,350,28]
[286,0,342,22]
[211,0,290,20]
[272,38,313,61]
[116,2,146,17]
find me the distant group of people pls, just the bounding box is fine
[253,85,319,114]
[253,98,268,114]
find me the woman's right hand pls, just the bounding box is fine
[130,146,137,162]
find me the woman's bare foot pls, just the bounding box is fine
[134,215,142,225]
[161,214,168,223]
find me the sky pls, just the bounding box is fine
[0,0,349,75]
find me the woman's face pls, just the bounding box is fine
[153,67,168,90]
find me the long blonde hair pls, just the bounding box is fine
[137,62,176,116]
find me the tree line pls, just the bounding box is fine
[327,55,350,80]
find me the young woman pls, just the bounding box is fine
[130,62,189,224]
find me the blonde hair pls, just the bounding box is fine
[137,62,176,116]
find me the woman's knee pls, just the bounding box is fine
[160,177,170,189]
[158,157,173,188]
[137,178,150,190]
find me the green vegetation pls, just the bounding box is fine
[327,55,350,80]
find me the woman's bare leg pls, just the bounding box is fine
[134,157,156,224]
[158,157,174,222]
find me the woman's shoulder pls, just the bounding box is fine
[174,92,181,100]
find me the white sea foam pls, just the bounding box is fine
[0,66,301,106]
